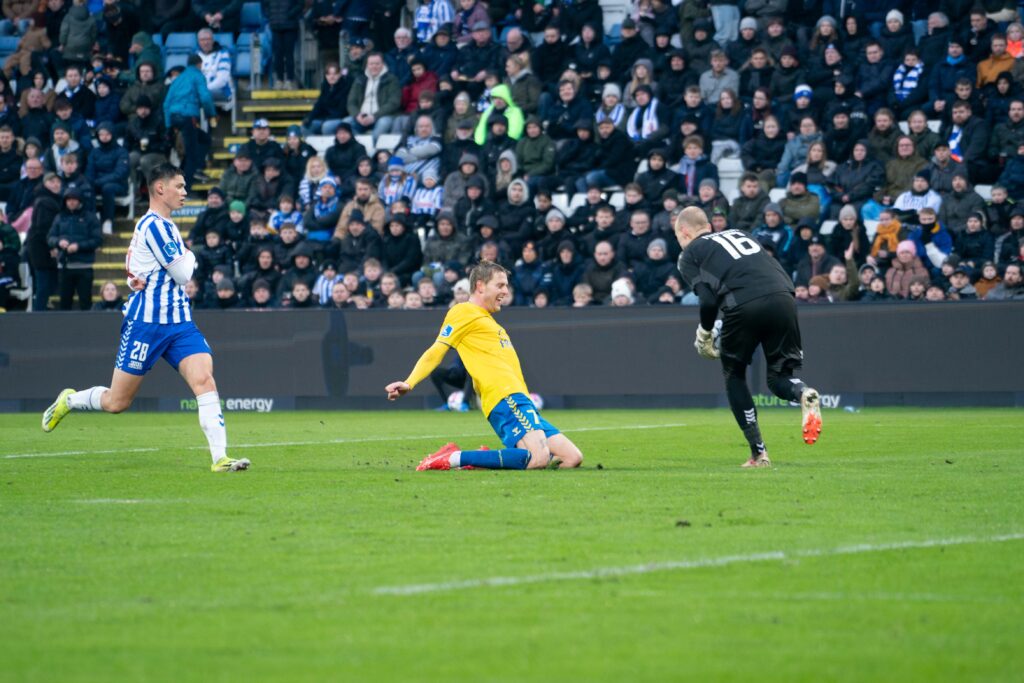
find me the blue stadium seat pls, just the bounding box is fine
[151,33,163,47]
[165,32,198,55]
[164,53,190,73]
[237,32,254,49]
[0,35,20,55]
[605,23,622,47]
[241,2,263,31]
[214,32,235,50]
[234,51,251,77]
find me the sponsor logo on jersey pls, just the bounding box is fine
[440,324,453,338]
[163,241,180,259]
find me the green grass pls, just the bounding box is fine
[1,408,1022,682]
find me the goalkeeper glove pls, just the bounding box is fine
[694,324,720,360]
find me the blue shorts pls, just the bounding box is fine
[115,318,212,375]
[487,393,561,449]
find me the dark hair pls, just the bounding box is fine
[149,163,184,186]
[469,260,509,291]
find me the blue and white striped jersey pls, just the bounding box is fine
[123,210,193,324]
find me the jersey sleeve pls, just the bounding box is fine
[144,219,187,269]
[435,305,473,348]
[678,242,704,291]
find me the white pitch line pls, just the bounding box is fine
[1,422,688,460]
[72,498,173,505]
[372,532,1024,596]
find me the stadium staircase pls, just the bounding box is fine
[87,88,318,300]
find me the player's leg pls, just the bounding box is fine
[721,357,770,468]
[43,369,144,432]
[177,351,247,471]
[169,320,248,471]
[718,310,770,467]
[546,433,583,469]
[760,293,822,445]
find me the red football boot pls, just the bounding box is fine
[417,442,460,471]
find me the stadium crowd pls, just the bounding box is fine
[2,0,1024,314]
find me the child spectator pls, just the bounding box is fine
[313,261,341,305]
[270,194,304,234]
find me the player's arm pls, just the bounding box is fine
[145,221,196,286]
[385,342,450,400]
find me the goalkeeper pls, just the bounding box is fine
[674,207,822,468]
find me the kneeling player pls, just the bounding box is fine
[674,207,822,467]
[41,164,249,473]
[385,261,583,471]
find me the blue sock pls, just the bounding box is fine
[458,448,531,470]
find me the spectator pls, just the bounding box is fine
[942,100,994,183]
[163,54,216,189]
[582,240,626,303]
[699,50,739,106]
[218,150,257,204]
[884,240,929,298]
[998,142,1024,197]
[543,78,592,142]
[939,172,986,233]
[303,177,341,242]
[474,83,523,145]
[340,177,386,234]
[91,280,124,311]
[85,122,129,234]
[985,262,1024,299]
[25,171,63,310]
[892,169,942,220]
[304,63,350,136]
[946,265,978,300]
[928,39,976,117]
[776,116,820,187]
[504,53,541,115]
[418,23,457,77]
[794,235,841,286]
[2,11,49,81]
[324,123,368,182]
[345,52,402,141]
[515,116,555,194]
[262,0,303,89]
[47,187,100,310]
[780,172,820,228]
[955,212,995,269]
[59,1,96,69]
[575,119,634,192]
[888,50,928,120]
[6,156,43,225]
[609,277,635,307]
[452,19,501,97]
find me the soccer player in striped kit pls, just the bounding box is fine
[42,164,250,473]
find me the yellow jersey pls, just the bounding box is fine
[435,302,529,416]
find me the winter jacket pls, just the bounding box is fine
[998,153,1024,197]
[59,5,96,63]
[163,65,216,127]
[86,139,130,190]
[729,192,770,232]
[324,137,368,182]
[120,62,165,117]
[381,230,423,284]
[867,126,900,166]
[260,0,302,31]
[423,229,473,266]
[339,196,386,235]
[989,119,1024,158]
[741,133,786,173]
[871,219,903,258]
[474,84,525,145]
[777,132,822,176]
[328,228,383,274]
[781,191,821,228]
[125,112,168,155]
[885,257,928,298]
[515,130,555,177]
[881,154,928,201]
[955,229,995,265]
[512,259,546,306]
[454,36,501,80]
[541,255,585,305]
[929,58,977,108]
[617,230,655,269]
[507,69,542,115]
[582,258,627,302]
[346,67,401,119]
[307,77,350,123]
[794,253,842,286]
[130,32,163,73]
[47,204,102,267]
[594,129,636,186]
[25,186,61,270]
[545,94,594,141]
[219,166,257,204]
[636,168,682,205]
[939,188,986,233]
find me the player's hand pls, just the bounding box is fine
[694,325,720,360]
[127,274,146,292]
[385,381,411,401]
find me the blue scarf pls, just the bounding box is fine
[946,53,965,66]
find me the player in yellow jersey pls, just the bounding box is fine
[385,261,584,471]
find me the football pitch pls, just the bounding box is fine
[1,407,1022,682]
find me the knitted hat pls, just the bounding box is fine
[602,82,622,100]
[886,9,904,25]
[387,155,404,169]
[546,208,566,223]
[764,202,782,216]
[699,178,718,190]
[229,200,246,213]
[794,84,813,101]
[838,204,857,221]
[896,240,916,255]
[790,171,809,186]
[740,17,758,32]
[216,277,235,292]
[647,238,667,255]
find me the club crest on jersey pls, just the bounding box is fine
[440,324,453,338]
[163,241,180,259]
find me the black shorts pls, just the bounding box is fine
[719,292,803,375]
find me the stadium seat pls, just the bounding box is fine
[214,32,235,50]
[898,121,910,135]
[975,184,993,200]
[234,51,251,77]
[306,135,333,155]
[609,191,624,209]
[636,159,648,174]
[237,32,254,49]
[0,35,20,57]
[355,134,375,154]
[927,120,941,133]
[864,219,879,240]
[717,157,744,175]
[375,134,402,152]
[551,192,570,215]
[769,188,786,202]
[819,220,837,236]
[604,23,622,47]
[241,2,263,31]
[151,33,163,47]
[567,192,587,213]
[164,53,190,73]
[725,187,740,202]
[164,32,198,55]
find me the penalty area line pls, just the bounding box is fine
[1,422,688,459]
[371,532,1024,597]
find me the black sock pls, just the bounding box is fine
[768,374,806,403]
[726,372,766,456]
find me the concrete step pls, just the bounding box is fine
[241,103,313,113]
[235,119,304,130]
[251,89,319,100]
